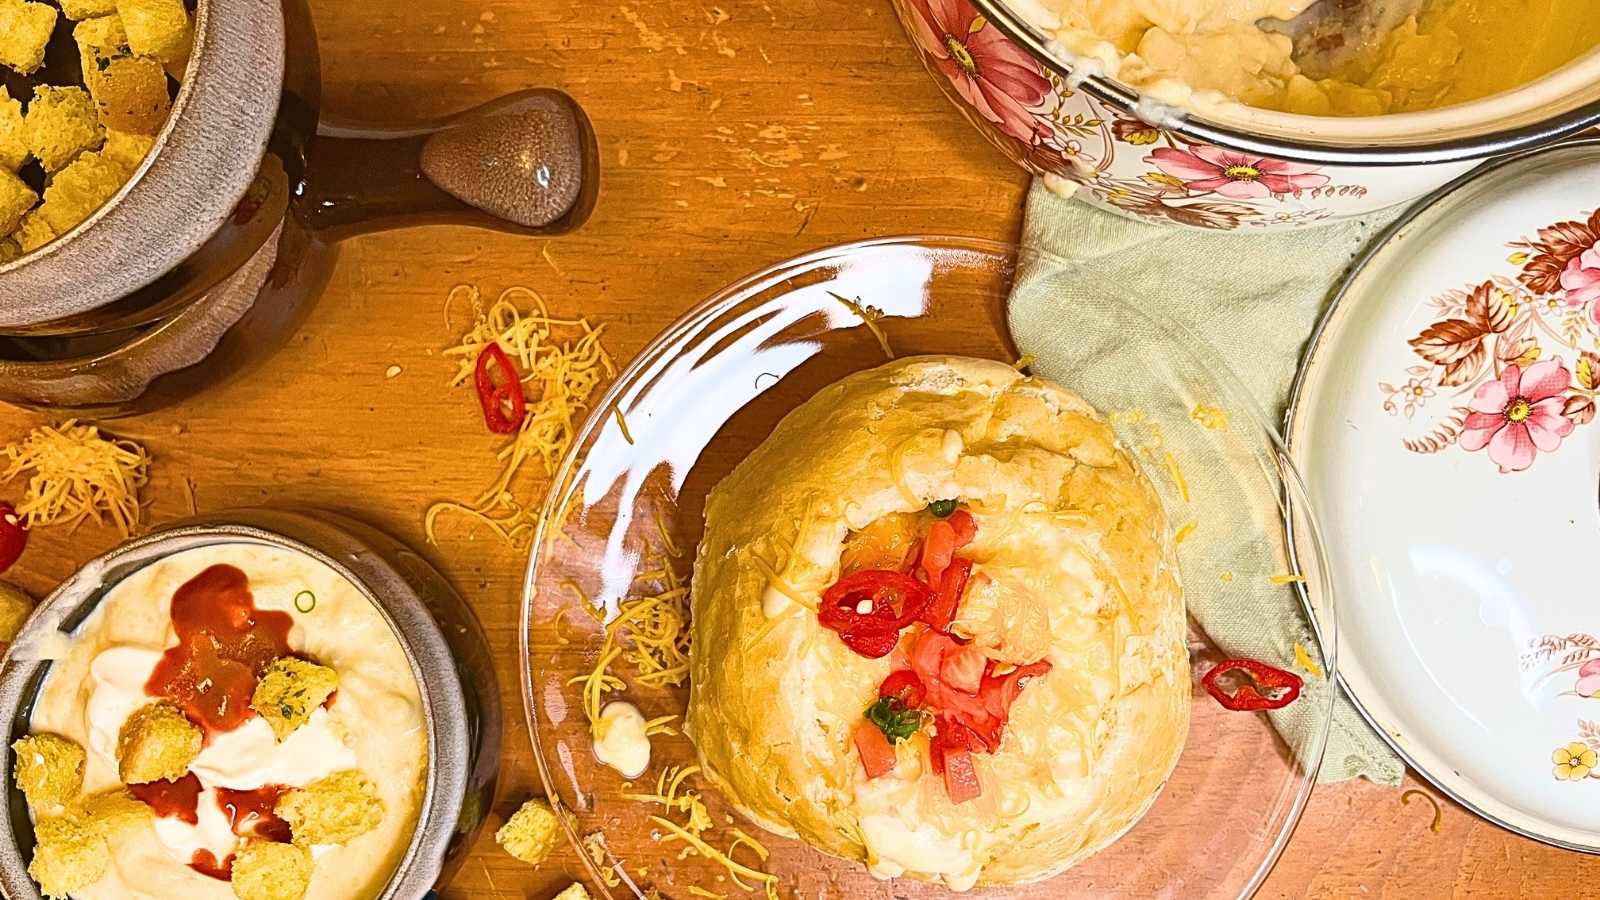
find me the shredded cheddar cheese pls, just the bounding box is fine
[1269,573,1307,586]
[425,284,615,547]
[1013,354,1035,371]
[1,420,150,536]
[1163,451,1190,504]
[651,816,779,899]
[1293,641,1324,679]
[1173,521,1196,545]
[613,407,635,444]
[828,291,894,361]
[1190,404,1229,431]
[1400,788,1443,833]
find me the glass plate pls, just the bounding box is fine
[520,236,1336,899]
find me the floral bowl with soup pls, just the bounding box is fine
[892,0,1600,229]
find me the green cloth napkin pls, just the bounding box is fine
[1008,181,1405,786]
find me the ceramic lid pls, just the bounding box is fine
[0,0,285,328]
[1288,136,1600,850]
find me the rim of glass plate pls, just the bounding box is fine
[519,234,1338,899]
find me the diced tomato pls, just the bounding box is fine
[854,719,898,779]
[923,557,972,631]
[942,749,982,804]
[919,521,956,589]
[947,510,977,547]
[940,642,986,695]
[979,661,1053,722]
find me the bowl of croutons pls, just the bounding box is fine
[0,508,501,900]
[0,0,599,415]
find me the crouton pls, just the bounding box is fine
[83,52,170,134]
[59,0,117,19]
[25,87,105,173]
[116,701,200,784]
[74,13,131,54]
[40,149,125,234]
[11,734,84,812]
[102,128,154,173]
[0,87,26,172]
[0,0,57,75]
[27,815,107,899]
[77,788,153,837]
[276,769,383,846]
[495,797,564,866]
[552,885,593,900]
[229,839,312,900]
[14,209,55,252]
[115,0,191,70]
[0,582,32,640]
[252,657,339,742]
[0,168,37,235]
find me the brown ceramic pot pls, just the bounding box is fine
[0,0,600,416]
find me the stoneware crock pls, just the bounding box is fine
[891,0,1600,231]
[0,0,599,415]
[0,507,501,898]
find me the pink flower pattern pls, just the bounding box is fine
[1577,659,1600,698]
[1459,361,1576,473]
[1561,244,1600,327]
[1145,146,1331,200]
[905,0,1050,144]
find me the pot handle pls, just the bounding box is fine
[295,88,600,242]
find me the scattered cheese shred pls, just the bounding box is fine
[1400,788,1443,833]
[1270,573,1307,586]
[828,291,893,361]
[643,713,679,737]
[614,407,635,445]
[1013,354,1035,371]
[581,831,622,887]
[1293,641,1324,679]
[1,420,150,536]
[1163,451,1190,504]
[1190,404,1229,431]
[1173,521,1196,545]
[651,816,779,899]
[1219,571,1235,583]
[424,284,615,547]
[689,889,727,900]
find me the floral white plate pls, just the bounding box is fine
[1287,137,1600,851]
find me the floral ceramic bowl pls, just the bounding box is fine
[891,0,1600,231]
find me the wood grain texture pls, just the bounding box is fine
[2,0,1596,897]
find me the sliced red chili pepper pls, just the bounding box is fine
[0,503,25,575]
[1202,658,1302,711]
[878,669,926,708]
[820,570,934,635]
[474,343,527,434]
[840,625,900,659]
[923,557,972,631]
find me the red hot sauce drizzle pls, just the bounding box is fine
[128,772,202,825]
[132,565,297,880]
[144,564,294,739]
[218,785,291,843]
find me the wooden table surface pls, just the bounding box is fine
[5,0,1597,897]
